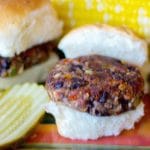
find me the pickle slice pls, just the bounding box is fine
[0,83,49,147]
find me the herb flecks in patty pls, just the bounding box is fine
[46,55,144,116]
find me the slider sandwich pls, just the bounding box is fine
[0,0,62,89]
[45,25,148,140]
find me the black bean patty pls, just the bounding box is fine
[0,42,56,77]
[46,55,144,116]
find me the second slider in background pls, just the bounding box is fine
[0,0,63,89]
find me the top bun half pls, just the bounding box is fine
[58,24,148,66]
[0,0,63,57]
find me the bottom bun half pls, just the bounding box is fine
[45,101,144,140]
[0,52,58,89]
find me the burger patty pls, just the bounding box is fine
[0,42,56,77]
[46,55,144,116]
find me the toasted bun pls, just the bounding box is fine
[0,52,58,89]
[0,0,63,57]
[45,101,144,140]
[59,24,147,66]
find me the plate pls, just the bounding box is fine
[20,95,150,149]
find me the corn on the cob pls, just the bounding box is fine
[51,0,150,41]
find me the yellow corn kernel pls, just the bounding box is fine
[51,0,150,41]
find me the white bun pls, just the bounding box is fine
[59,24,147,66]
[0,52,58,89]
[0,0,63,57]
[45,101,144,140]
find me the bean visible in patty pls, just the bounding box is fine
[46,55,144,116]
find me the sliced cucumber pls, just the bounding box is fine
[0,83,49,147]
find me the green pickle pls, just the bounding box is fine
[0,84,49,148]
